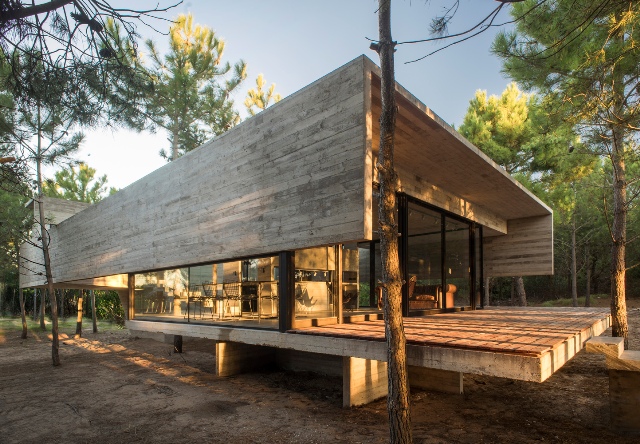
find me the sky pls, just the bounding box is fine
[65,0,517,190]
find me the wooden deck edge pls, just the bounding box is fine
[539,313,611,381]
[127,320,545,382]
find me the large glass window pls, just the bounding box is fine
[133,255,279,329]
[294,247,337,320]
[407,204,442,311]
[445,217,471,308]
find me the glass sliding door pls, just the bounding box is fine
[444,217,471,308]
[407,203,442,312]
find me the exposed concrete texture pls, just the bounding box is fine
[343,356,388,407]
[409,366,463,394]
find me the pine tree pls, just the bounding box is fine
[492,0,640,347]
[245,74,281,116]
[145,14,247,161]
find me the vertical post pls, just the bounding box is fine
[278,251,295,332]
[369,241,376,308]
[470,223,476,310]
[398,194,409,317]
[127,273,135,321]
[336,245,343,323]
[441,213,447,309]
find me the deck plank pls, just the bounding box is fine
[290,307,611,358]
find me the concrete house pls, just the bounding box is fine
[20,56,609,407]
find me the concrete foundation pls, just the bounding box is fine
[409,366,463,394]
[215,341,276,377]
[343,357,388,407]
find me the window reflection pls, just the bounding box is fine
[133,255,279,329]
[445,217,470,308]
[294,247,336,319]
[407,205,442,311]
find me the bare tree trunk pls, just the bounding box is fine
[33,290,37,321]
[610,130,628,347]
[35,101,60,365]
[39,288,46,330]
[512,277,526,306]
[76,290,83,337]
[19,288,28,339]
[571,214,578,307]
[483,277,491,307]
[375,2,412,442]
[17,249,28,339]
[609,18,629,348]
[91,290,97,333]
[584,243,591,307]
[171,127,180,161]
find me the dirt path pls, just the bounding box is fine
[0,300,638,444]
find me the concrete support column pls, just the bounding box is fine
[215,341,275,377]
[342,356,388,407]
[409,366,463,394]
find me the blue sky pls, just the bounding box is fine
[74,1,516,189]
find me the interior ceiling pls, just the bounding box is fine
[369,76,551,222]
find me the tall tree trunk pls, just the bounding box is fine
[39,288,46,330]
[17,248,28,339]
[35,102,60,366]
[91,290,97,333]
[610,129,628,347]
[608,14,628,348]
[171,127,180,161]
[76,290,84,337]
[375,2,412,442]
[483,276,491,307]
[33,290,37,321]
[584,243,591,308]
[570,213,578,307]
[19,288,28,339]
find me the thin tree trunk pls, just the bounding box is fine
[483,276,491,307]
[571,213,578,307]
[76,290,83,337]
[512,276,526,306]
[33,290,37,321]
[39,288,46,330]
[91,290,97,333]
[17,248,28,339]
[35,101,60,366]
[375,2,412,442]
[171,127,180,161]
[585,244,591,308]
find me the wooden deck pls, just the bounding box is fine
[128,306,611,383]
[291,307,611,358]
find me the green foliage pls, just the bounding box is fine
[43,163,115,203]
[492,1,640,156]
[144,14,247,161]
[459,83,585,191]
[94,291,125,327]
[359,283,370,307]
[245,74,282,116]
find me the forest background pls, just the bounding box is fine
[1,0,639,324]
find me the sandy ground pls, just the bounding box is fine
[1,299,639,444]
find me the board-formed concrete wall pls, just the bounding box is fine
[483,214,554,277]
[25,57,369,286]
